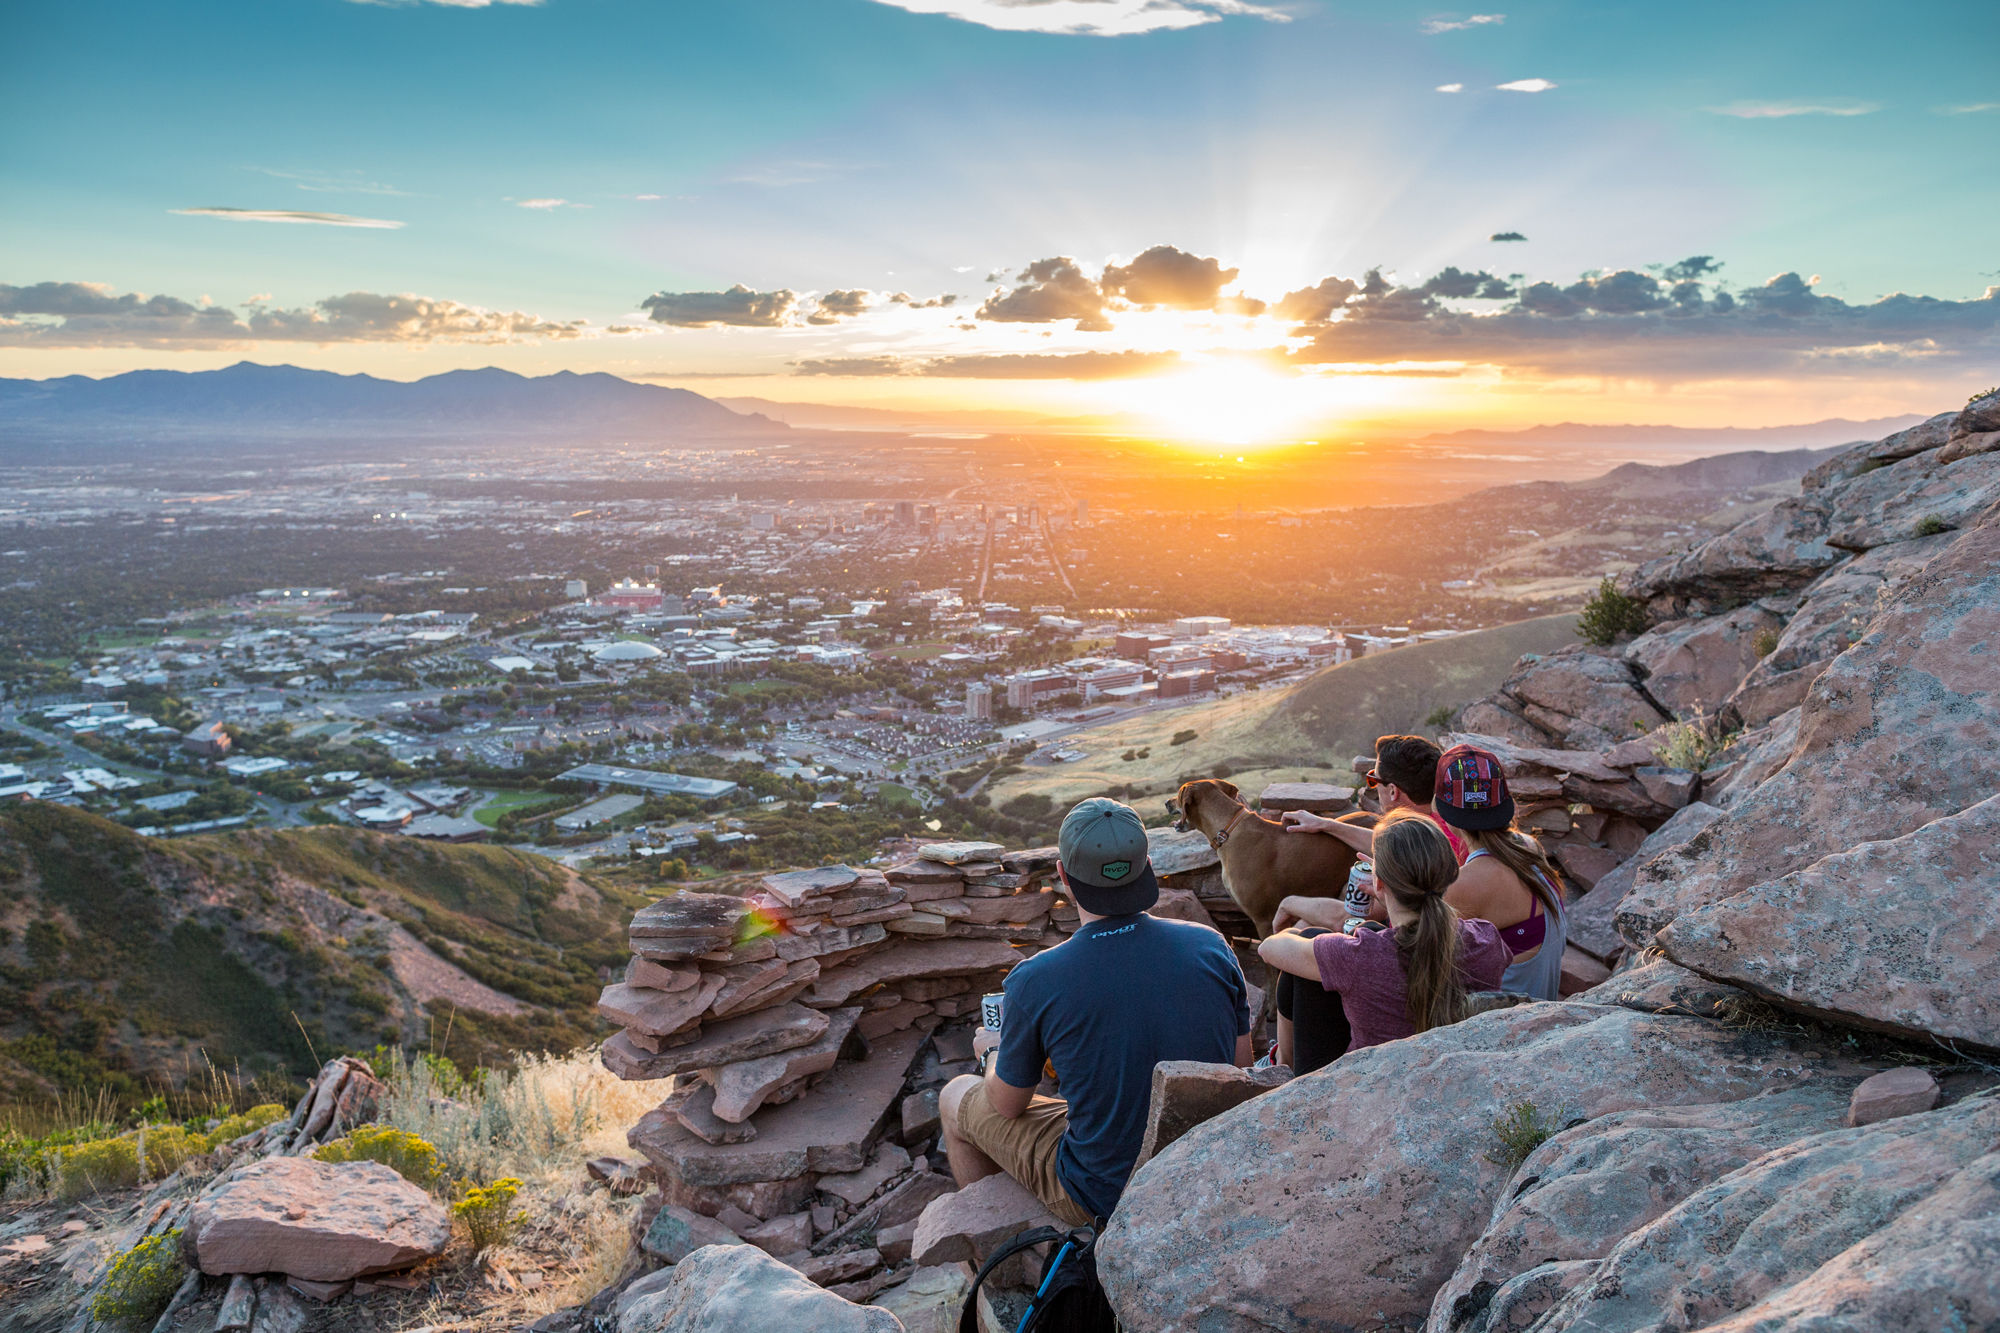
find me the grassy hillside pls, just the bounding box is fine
[983,614,1578,815]
[0,803,643,1110]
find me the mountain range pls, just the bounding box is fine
[0,361,780,452]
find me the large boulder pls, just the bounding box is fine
[186,1157,451,1281]
[1565,802,1725,962]
[1096,1002,1863,1332]
[1531,1094,2000,1333]
[1800,410,1953,491]
[1627,490,1841,616]
[1659,792,2000,1049]
[1696,705,1800,809]
[615,1243,903,1333]
[1618,512,2000,947]
[1624,600,1791,719]
[1822,446,2000,551]
[1474,646,1671,751]
[1426,1083,1853,1333]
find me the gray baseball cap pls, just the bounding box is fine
[1057,797,1159,915]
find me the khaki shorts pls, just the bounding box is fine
[953,1082,1096,1228]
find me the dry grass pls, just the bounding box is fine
[376,1046,659,1317]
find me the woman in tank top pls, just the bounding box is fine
[1431,743,1569,1000]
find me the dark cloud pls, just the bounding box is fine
[640,284,799,328]
[976,258,1112,331]
[1490,231,1528,242]
[1658,255,1722,282]
[1272,276,1362,322]
[793,350,1181,379]
[888,292,960,308]
[1280,265,2000,377]
[1100,245,1240,309]
[805,289,874,325]
[1419,266,1517,300]
[0,281,585,346]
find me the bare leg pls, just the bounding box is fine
[1277,1014,1295,1069]
[938,1074,1003,1188]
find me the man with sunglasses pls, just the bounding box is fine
[1280,733,1468,866]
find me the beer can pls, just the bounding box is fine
[1343,860,1375,919]
[981,993,1005,1032]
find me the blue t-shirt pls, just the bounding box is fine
[995,913,1249,1219]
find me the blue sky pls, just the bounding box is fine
[2,0,1996,429]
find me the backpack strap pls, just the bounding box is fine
[956,1226,1074,1333]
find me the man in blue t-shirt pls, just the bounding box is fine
[938,797,1252,1225]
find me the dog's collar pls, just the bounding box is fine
[1209,806,1251,849]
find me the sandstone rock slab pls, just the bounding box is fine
[599,976,726,1038]
[1848,1067,1940,1126]
[615,1243,902,1333]
[762,865,861,907]
[604,1003,830,1081]
[1134,1061,1292,1169]
[1256,782,1355,814]
[1144,826,1220,876]
[1625,600,1789,718]
[639,1205,746,1263]
[1659,791,2000,1048]
[1565,802,1725,961]
[188,1157,451,1281]
[871,1263,973,1333]
[917,841,1008,865]
[1531,1095,2000,1333]
[808,938,1023,1007]
[1620,516,2000,946]
[705,1006,861,1124]
[632,1027,927,1187]
[1098,1001,1864,1332]
[911,1171,1059,1267]
[814,1172,958,1256]
[819,1143,911,1208]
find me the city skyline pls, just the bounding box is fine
[4,0,1997,436]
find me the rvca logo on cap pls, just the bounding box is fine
[1100,860,1131,881]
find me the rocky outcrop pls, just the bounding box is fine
[615,1243,903,1333]
[1625,599,1791,718]
[1627,490,1842,617]
[1097,1002,1864,1331]
[1617,506,2000,949]
[186,1157,450,1281]
[1454,645,1670,751]
[1658,792,2000,1049]
[1565,801,1724,962]
[1528,1094,2000,1333]
[1427,1083,1853,1333]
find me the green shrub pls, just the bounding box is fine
[314,1124,446,1189]
[57,1136,143,1200]
[202,1103,288,1149]
[453,1176,524,1252]
[1168,729,1199,747]
[137,1125,203,1178]
[1914,515,1950,537]
[1751,627,1780,658]
[90,1229,186,1327]
[1576,577,1650,646]
[1485,1101,1565,1171]
[1423,704,1457,729]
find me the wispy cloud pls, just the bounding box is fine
[170,207,405,229]
[1421,13,1504,33]
[1706,100,1879,119]
[253,167,405,196]
[859,0,1287,37]
[516,197,579,210]
[1496,78,1556,93]
[1936,101,1999,115]
[1436,83,1464,93]
[0,281,586,346]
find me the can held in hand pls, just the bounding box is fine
[1343,859,1375,921]
[981,993,1005,1032]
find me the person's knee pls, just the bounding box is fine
[938,1073,982,1137]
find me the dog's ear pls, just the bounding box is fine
[1216,779,1240,800]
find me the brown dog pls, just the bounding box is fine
[1169,778,1370,937]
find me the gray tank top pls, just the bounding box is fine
[1465,849,1568,1000]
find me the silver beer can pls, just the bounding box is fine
[980,993,1005,1032]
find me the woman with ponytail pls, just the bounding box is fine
[1431,744,1570,1000]
[1259,810,1511,1060]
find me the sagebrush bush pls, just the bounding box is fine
[453,1176,524,1252]
[314,1124,446,1189]
[136,1125,202,1179]
[90,1229,185,1326]
[58,1137,142,1200]
[1485,1101,1566,1171]
[202,1102,288,1149]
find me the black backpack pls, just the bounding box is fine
[957,1224,1118,1333]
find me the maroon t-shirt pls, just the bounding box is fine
[1311,919,1511,1051]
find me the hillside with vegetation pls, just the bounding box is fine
[0,803,641,1111]
[979,613,1580,814]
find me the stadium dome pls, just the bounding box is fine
[592,640,665,663]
